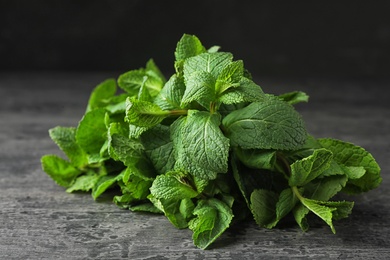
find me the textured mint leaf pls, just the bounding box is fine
[65,172,101,193]
[289,148,333,187]
[250,189,278,228]
[275,188,299,224]
[137,79,153,102]
[183,52,233,80]
[303,175,348,201]
[145,59,166,87]
[189,198,233,249]
[86,79,117,112]
[121,167,153,198]
[108,133,144,166]
[318,138,382,193]
[174,34,206,71]
[234,148,276,170]
[181,70,215,109]
[41,155,82,187]
[141,124,175,175]
[150,171,199,200]
[125,97,169,127]
[118,60,165,97]
[278,91,309,105]
[129,124,149,139]
[75,108,107,160]
[49,126,88,167]
[215,60,243,95]
[172,111,230,180]
[148,196,193,229]
[218,77,265,105]
[154,74,186,110]
[300,198,353,234]
[222,96,307,150]
[92,172,124,200]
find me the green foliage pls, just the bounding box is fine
[41,33,381,250]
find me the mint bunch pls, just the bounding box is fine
[41,34,382,249]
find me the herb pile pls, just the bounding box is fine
[41,34,382,249]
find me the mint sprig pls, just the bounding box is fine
[41,34,382,249]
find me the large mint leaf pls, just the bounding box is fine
[215,60,243,95]
[125,98,169,127]
[41,155,82,187]
[118,59,165,97]
[218,77,265,105]
[250,189,278,228]
[66,171,101,193]
[108,133,144,166]
[183,52,233,80]
[234,147,276,170]
[150,171,199,200]
[172,111,230,180]
[304,175,348,201]
[154,74,186,110]
[289,148,333,187]
[75,108,107,160]
[222,96,307,150]
[300,198,354,234]
[175,34,206,63]
[189,198,233,249]
[181,70,215,109]
[49,126,88,167]
[141,124,175,175]
[86,79,117,112]
[318,138,381,193]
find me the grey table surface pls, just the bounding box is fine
[1,72,389,259]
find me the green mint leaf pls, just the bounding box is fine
[183,52,233,79]
[181,70,216,109]
[118,59,165,97]
[172,111,230,180]
[48,126,88,167]
[125,97,169,127]
[275,188,299,223]
[140,124,175,175]
[299,198,353,234]
[41,155,82,187]
[75,108,107,161]
[145,59,166,86]
[189,198,233,249]
[86,79,117,112]
[234,148,277,171]
[215,60,244,95]
[218,77,265,105]
[150,171,199,200]
[154,74,186,110]
[174,34,206,72]
[222,96,307,150]
[129,202,162,213]
[318,138,382,193]
[65,172,101,193]
[108,133,144,166]
[250,189,278,228]
[92,172,124,200]
[303,175,348,201]
[289,148,333,187]
[278,91,309,105]
[148,196,194,229]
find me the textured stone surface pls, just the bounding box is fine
[1,73,389,259]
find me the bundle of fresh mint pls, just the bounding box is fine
[41,34,381,249]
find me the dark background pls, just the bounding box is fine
[1,0,389,78]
